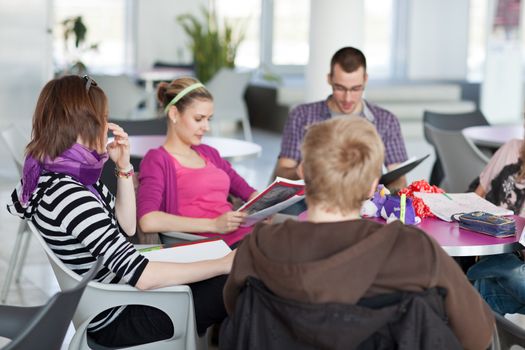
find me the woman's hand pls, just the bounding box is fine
[214,211,247,233]
[107,123,131,171]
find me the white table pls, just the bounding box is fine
[127,135,262,162]
[462,124,523,148]
[136,68,194,116]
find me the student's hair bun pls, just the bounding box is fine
[156,82,170,105]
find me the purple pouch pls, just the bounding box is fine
[380,195,420,225]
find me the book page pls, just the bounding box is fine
[414,192,513,222]
[139,239,231,263]
[238,177,304,214]
[237,177,305,226]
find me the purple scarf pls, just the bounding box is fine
[21,143,108,204]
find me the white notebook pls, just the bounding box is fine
[139,238,231,263]
[414,192,513,222]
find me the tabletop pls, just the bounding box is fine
[417,216,523,256]
[297,211,524,257]
[127,134,262,162]
[462,124,523,148]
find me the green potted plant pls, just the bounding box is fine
[59,16,98,75]
[177,6,245,83]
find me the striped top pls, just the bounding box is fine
[8,172,148,332]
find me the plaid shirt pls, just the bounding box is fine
[279,98,408,166]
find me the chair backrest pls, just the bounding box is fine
[0,125,29,175]
[423,109,489,146]
[424,123,489,192]
[2,257,101,350]
[220,277,461,350]
[91,74,146,119]
[27,221,202,350]
[492,313,525,350]
[206,68,253,140]
[206,68,251,117]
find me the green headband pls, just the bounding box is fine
[164,82,205,114]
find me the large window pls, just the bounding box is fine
[210,0,397,78]
[215,0,261,68]
[467,1,489,80]
[272,0,310,66]
[53,0,127,74]
[364,0,394,78]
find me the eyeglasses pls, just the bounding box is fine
[82,75,97,92]
[331,83,365,95]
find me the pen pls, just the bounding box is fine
[400,194,406,224]
[442,193,452,200]
[138,246,162,253]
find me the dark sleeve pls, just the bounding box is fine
[383,113,409,166]
[279,106,304,161]
[428,237,495,349]
[223,235,257,315]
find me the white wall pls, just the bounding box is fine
[407,0,469,80]
[0,0,53,129]
[134,0,207,71]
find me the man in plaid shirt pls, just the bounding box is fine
[276,47,409,189]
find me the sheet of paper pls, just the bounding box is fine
[140,239,232,263]
[241,194,305,227]
[414,192,513,222]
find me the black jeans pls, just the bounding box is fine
[89,275,228,347]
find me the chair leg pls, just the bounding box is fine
[1,220,27,303]
[242,117,253,142]
[14,221,31,283]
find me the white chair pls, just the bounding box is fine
[90,74,148,120]
[28,221,207,350]
[424,123,490,193]
[206,68,253,141]
[1,125,30,303]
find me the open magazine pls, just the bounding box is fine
[414,192,513,222]
[380,154,430,185]
[238,177,305,227]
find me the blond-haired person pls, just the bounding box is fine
[223,117,494,349]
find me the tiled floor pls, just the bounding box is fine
[0,125,522,348]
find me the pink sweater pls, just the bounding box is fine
[137,145,256,243]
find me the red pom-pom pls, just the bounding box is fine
[397,180,444,218]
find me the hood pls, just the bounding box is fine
[7,174,67,221]
[7,180,33,220]
[245,219,405,304]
